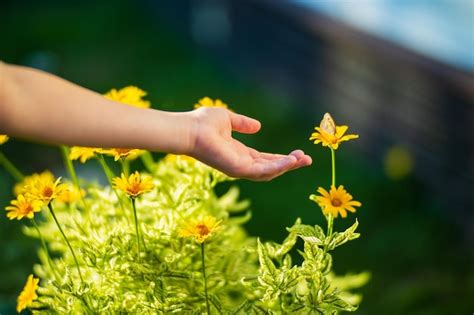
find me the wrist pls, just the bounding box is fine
[160,110,197,156]
[180,110,198,156]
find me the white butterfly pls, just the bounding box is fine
[320,113,336,135]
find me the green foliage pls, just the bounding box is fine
[21,155,367,314]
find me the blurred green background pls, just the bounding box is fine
[1,1,473,314]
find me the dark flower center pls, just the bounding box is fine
[331,198,342,207]
[43,187,53,198]
[21,205,33,214]
[196,224,210,236]
[128,183,141,195]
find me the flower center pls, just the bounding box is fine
[331,198,342,207]
[128,183,141,195]
[42,187,53,198]
[21,205,33,214]
[196,224,210,236]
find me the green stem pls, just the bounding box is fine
[327,215,334,237]
[279,295,284,314]
[0,151,24,181]
[326,148,337,247]
[47,203,84,284]
[97,155,129,223]
[330,148,336,187]
[131,198,142,261]
[140,152,155,173]
[120,158,129,176]
[60,146,87,211]
[98,154,116,181]
[201,243,211,315]
[31,219,60,281]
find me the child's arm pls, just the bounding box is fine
[0,62,311,181]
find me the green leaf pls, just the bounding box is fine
[321,293,358,312]
[218,186,250,213]
[250,303,273,314]
[161,270,192,279]
[329,271,371,291]
[282,254,292,269]
[327,219,360,250]
[208,294,223,314]
[257,238,277,276]
[287,222,325,245]
[228,210,252,225]
[302,241,323,261]
[230,300,253,314]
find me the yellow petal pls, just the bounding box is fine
[335,125,349,137]
[317,187,330,197]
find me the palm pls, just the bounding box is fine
[191,107,311,181]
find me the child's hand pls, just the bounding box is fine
[187,107,312,181]
[0,63,310,182]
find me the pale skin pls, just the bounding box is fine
[0,62,312,181]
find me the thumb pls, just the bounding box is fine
[229,111,261,134]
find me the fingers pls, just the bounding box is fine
[254,149,312,168]
[229,111,261,134]
[248,155,298,181]
[288,150,312,169]
[243,149,312,181]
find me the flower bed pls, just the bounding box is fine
[1,88,368,314]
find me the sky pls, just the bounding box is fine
[295,0,474,71]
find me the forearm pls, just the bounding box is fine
[0,63,192,153]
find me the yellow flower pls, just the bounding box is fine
[113,171,154,198]
[104,86,151,109]
[309,113,358,150]
[0,134,9,145]
[69,146,100,163]
[164,154,196,164]
[101,148,144,161]
[27,174,67,204]
[16,274,39,313]
[57,183,85,204]
[14,171,55,196]
[5,195,43,220]
[310,185,361,218]
[194,97,228,109]
[179,216,222,243]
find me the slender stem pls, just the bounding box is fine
[327,215,334,237]
[98,155,129,223]
[131,198,142,261]
[279,295,284,314]
[47,203,84,283]
[31,219,60,281]
[140,152,155,173]
[0,151,24,181]
[325,148,337,247]
[60,146,87,211]
[330,148,336,187]
[98,155,119,184]
[120,158,129,176]
[201,243,211,315]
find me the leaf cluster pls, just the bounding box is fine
[26,156,367,314]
